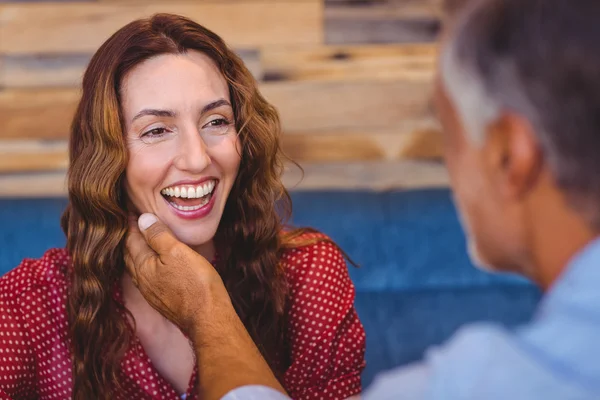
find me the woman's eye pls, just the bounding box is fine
[203,118,232,135]
[142,127,168,137]
[206,118,229,127]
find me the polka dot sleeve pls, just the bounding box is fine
[282,238,366,400]
[0,265,37,399]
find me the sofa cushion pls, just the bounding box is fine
[355,285,541,386]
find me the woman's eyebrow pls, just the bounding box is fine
[201,99,232,114]
[131,100,231,123]
[131,109,177,123]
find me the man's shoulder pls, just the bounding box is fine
[366,319,600,399]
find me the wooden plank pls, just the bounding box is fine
[5,0,93,2]
[98,0,311,2]
[325,0,441,44]
[283,126,443,162]
[0,42,436,88]
[396,125,443,159]
[262,43,436,82]
[283,160,448,190]
[0,172,68,198]
[1,80,434,139]
[236,50,263,83]
[98,0,312,2]
[261,80,433,132]
[0,54,89,88]
[0,89,80,140]
[0,50,262,88]
[0,2,323,54]
[0,141,69,174]
[0,147,67,174]
[0,160,448,198]
[326,0,441,19]
[284,132,387,162]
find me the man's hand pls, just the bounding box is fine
[124,213,287,400]
[125,213,225,337]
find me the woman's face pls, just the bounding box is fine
[122,50,241,256]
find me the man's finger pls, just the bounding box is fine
[137,213,182,256]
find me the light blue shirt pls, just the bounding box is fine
[223,237,600,399]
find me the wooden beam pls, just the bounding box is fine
[0,160,448,198]
[0,79,434,139]
[283,160,448,191]
[325,0,441,19]
[0,54,89,89]
[325,0,441,44]
[99,0,313,2]
[0,151,67,174]
[261,80,433,132]
[0,172,68,199]
[0,44,436,88]
[262,43,436,82]
[0,89,80,140]
[0,141,69,174]
[0,50,263,89]
[282,126,443,162]
[0,1,323,54]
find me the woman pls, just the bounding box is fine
[0,13,365,400]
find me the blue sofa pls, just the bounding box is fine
[0,189,541,387]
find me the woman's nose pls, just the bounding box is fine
[173,128,212,173]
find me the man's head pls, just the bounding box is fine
[435,0,600,281]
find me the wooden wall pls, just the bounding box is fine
[0,0,446,197]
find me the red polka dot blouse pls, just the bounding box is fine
[0,235,366,399]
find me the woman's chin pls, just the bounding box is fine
[174,232,213,246]
[168,228,215,254]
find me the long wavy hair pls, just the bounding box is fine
[60,13,335,399]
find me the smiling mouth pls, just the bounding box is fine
[160,180,217,211]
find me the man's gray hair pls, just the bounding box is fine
[440,0,600,230]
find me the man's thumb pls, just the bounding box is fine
[138,213,159,231]
[137,213,181,255]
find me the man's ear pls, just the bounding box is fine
[484,112,543,199]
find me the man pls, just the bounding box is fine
[126,0,600,398]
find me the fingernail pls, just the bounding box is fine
[138,213,158,231]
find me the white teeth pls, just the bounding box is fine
[162,180,217,199]
[169,195,211,211]
[161,181,216,199]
